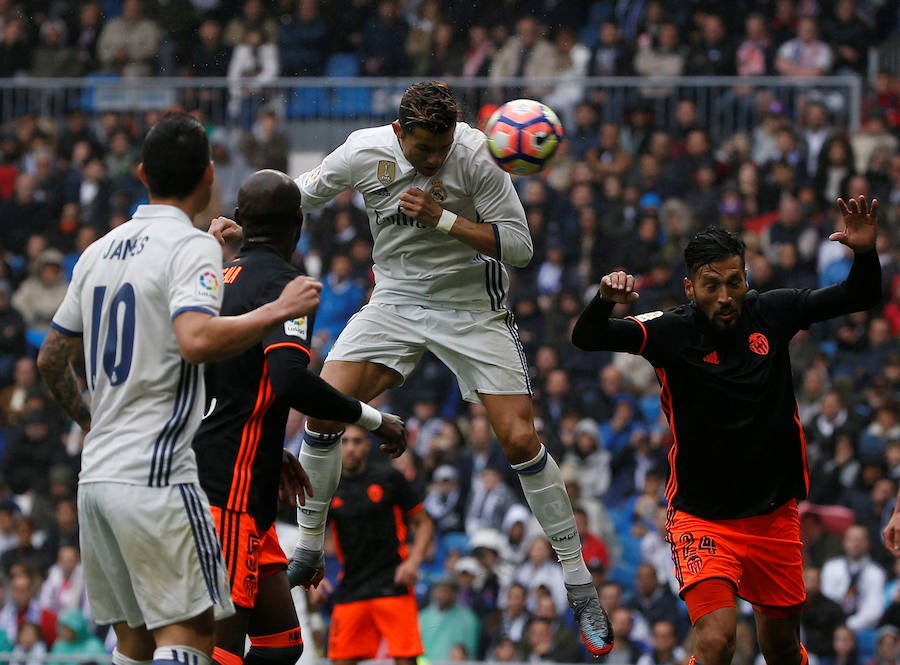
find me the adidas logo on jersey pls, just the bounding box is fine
[372,187,391,197]
[703,350,720,365]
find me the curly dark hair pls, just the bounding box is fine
[684,226,746,276]
[398,80,459,135]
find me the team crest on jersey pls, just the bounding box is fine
[429,180,448,202]
[633,311,663,322]
[197,271,219,297]
[367,483,384,503]
[284,316,308,338]
[748,332,769,355]
[377,160,396,185]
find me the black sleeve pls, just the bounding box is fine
[266,346,363,424]
[765,248,882,329]
[571,292,647,353]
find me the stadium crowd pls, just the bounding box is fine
[0,0,898,663]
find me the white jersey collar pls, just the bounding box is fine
[132,204,194,226]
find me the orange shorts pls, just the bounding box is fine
[328,594,423,660]
[210,506,288,609]
[666,499,806,609]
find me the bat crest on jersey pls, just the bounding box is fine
[377,160,396,185]
[429,180,448,202]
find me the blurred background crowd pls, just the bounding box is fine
[0,0,899,663]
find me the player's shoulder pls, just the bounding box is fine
[345,124,396,151]
[452,121,487,152]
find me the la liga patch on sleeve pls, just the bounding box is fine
[634,311,663,322]
[284,317,308,338]
[196,271,220,298]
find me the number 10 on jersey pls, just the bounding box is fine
[90,283,136,389]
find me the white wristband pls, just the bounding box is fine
[356,401,383,430]
[435,208,457,234]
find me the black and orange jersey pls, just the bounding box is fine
[195,245,314,528]
[572,249,881,520]
[329,464,424,604]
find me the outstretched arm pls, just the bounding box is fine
[571,271,645,352]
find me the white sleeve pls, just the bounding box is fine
[51,256,86,336]
[470,153,533,267]
[167,234,223,320]
[294,140,354,212]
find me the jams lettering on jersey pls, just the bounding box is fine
[101,235,150,260]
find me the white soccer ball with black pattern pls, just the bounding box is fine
[484,99,564,176]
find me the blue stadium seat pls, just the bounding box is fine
[856,628,879,662]
[331,87,372,117]
[588,0,614,24]
[326,53,361,77]
[286,87,328,119]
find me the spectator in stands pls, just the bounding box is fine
[586,122,633,182]
[684,13,736,76]
[0,567,57,645]
[47,608,107,665]
[406,0,442,76]
[37,545,85,617]
[761,194,819,271]
[465,464,516,537]
[239,106,289,172]
[30,19,81,78]
[226,28,279,130]
[0,279,25,388]
[312,252,364,357]
[820,624,860,665]
[0,18,30,78]
[587,20,635,78]
[96,0,161,77]
[490,16,556,100]
[822,0,871,75]
[278,0,330,76]
[10,620,46,665]
[821,524,886,630]
[520,615,581,663]
[513,537,567,616]
[418,576,480,662]
[424,464,466,535]
[360,0,409,76]
[183,18,231,117]
[851,111,899,177]
[636,619,686,665]
[0,174,53,258]
[71,1,103,74]
[11,248,68,338]
[495,582,530,647]
[224,0,278,48]
[775,15,833,77]
[800,101,834,179]
[802,565,847,660]
[605,606,647,665]
[633,21,685,101]
[461,23,494,79]
[0,357,38,427]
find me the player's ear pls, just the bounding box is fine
[392,121,403,139]
[137,162,148,187]
[683,277,694,303]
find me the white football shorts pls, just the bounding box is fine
[326,302,531,403]
[78,481,235,630]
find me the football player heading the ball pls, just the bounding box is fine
[571,196,881,665]
[211,80,613,658]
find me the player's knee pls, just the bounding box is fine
[694,630,735,662]
[243,644,303,665]
[498,423,540,462]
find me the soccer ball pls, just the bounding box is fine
[484,99,564,176]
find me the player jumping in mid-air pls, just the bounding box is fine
[194,170,406,665]
[572,196,881,665]
[212,80,613,657]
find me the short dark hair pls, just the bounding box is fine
[398,81,458,135]
[140,113,210,199]
[684,226,746,276]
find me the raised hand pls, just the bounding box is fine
[208,216,244,245]
[831,195,878,253]
[599,271,640,304]
[276,276,322,320]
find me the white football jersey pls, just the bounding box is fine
[52,205,223,486]
[295,122,531,311]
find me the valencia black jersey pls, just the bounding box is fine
[194,245,314,528]
[329,465,424,604]
[572,250,881,520]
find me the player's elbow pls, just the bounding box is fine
[502,241,533,268]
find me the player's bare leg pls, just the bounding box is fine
[111,622,155,665]
[481,392,613,656]
[691,605,738,665]
[755,608,806,665]
[288,360,401,588]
